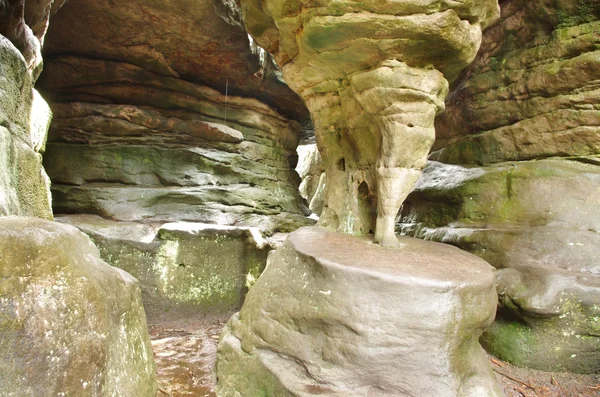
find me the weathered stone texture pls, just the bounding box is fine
[433,0,600,164]
[0,36,52,219]
[55,214,273,322]
[241,0,499,245]
[38,0,307,120]
[0,217,156,396]
[395,0,600,373]
[42,92,310,232]
[0,0,70,219]
[217,227,503,396]
[38,0,311,232]
[296,139,325,215]
[399,158,600,372]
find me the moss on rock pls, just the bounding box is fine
[0,217,156,396]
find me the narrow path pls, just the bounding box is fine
[150,317,227,397]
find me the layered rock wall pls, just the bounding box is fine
[38,0,311,233]
[400,0,600,372]
[433,0,600,163]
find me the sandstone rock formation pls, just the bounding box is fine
[37,0,312,233]
[39,0,307,120]
[217,227,503,397]
[0,0,67,219]
[0,0,67,76]
[240,0,500,245]
[42,93,310,233]
[0,217,156,396]
[55,214,273,322]
[401,160,600,373]
[399,0,600,373]
[296,137,325,215]
[433,0,600,164]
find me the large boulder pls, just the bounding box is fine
[0,217,156,396]
[397,0,600,373]
[399,159,600,372]
[217,227,502,396]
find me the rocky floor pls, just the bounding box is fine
[150,317,600,397]
[150,316,227,397]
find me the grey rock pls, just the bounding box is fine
[0,36,52,219]
[398,158,600,373]
[43,99,313,233]
[217,226,503,397]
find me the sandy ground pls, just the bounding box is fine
[150,317,600,397]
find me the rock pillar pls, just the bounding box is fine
[350,61,448,245]
[240,0,500,244]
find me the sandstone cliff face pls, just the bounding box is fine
[240,0,500,245]
[39,0,306,120]
[433,0,600,164]
[0,0,67,219]
[400,0,600,373]
[38,0,311,233]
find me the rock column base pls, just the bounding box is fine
[217,226,504,397]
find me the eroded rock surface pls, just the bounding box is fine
[0,217,156,396]
[398,0,600,373]
[55,214,274,322]
[296,138,325,215]
[38,0,306,120]
[43,94,310,232]
[38,0,312,232]
[0,0,65,219]
[399,159,600,372]
[217,227,503,396]
[241,0,499,245]
[433,0,600,163]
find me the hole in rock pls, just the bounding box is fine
[358,180,370,196]
[337,158,346,171]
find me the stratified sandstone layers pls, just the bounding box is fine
[240,0,500,245]
[433,0,600,164]
[38,0,312,233]
[217,227,503,397]
[400,0,600,373]
[42,90,309,232]
[0,217,156,397]
[39,0,307,120]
